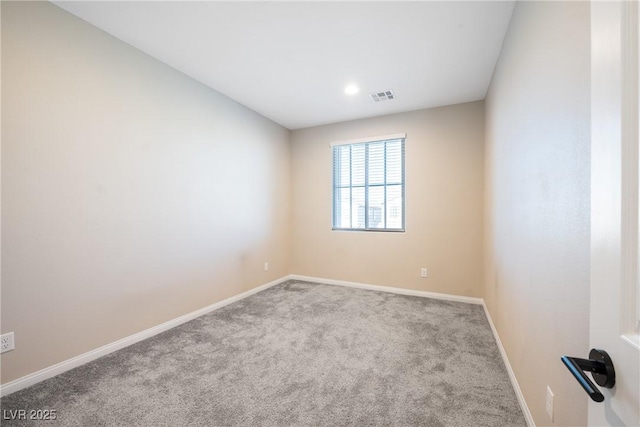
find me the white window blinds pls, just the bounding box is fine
[332,135,405,231]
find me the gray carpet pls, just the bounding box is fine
[1,280,526,426]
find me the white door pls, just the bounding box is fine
[590,1,640,425]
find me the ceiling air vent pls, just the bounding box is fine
[370,90,395,102]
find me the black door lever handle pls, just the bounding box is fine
[561,349,615,402]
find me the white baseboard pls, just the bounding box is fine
[293,274,533,425]
[482,303,536,427]
[0,275,289,398]
[2,273,534,427]
[289,274,484,305]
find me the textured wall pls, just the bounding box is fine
[291,102,484,297]
[1,1,290,383]
[484,1,591,426]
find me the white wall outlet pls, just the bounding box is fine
[1,332,15,354]
[546,386,554,421]
[264,262,269,271]
[420,268,428,278]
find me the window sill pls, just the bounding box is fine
[332,228,405,233]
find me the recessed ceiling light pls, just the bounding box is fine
[344,84,359,95]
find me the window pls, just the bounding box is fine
[332,134,405,231]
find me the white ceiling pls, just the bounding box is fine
[53,1,515,130]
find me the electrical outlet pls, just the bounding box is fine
[420,268,428,278]
[546,386,554,421]
[264,262,269,271]
[1,332,15,354]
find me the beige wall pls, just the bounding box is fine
[1,1,290,383]
[1,6,593,426]
[484,1,590,426]
[291,102,484,297]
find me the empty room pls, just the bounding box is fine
[1,1,639,426]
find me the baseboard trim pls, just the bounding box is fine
[482,303,536,427]
[2,274,534,427]
[0,275,289,398]
[289,274,483,305]
[291,274,533,425]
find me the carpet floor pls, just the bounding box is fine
[1,280,526,426]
